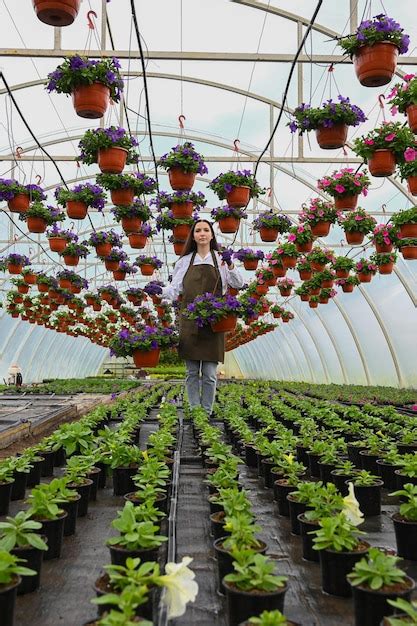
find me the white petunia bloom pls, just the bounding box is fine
[159,556,199,618]
[343,482,364,527]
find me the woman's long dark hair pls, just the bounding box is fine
[180,219,220,257]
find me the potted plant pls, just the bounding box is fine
[337,13,410,87]
[233,248,264,271]
[211,205,247,234]
[397,147,417,195]
[0,550,36,626]
[0,179,46,213]
[109,325,177,368]
[347,547,415,626]
[3,253,30,275]
[338,209,376,245]
[371,223,399,253]
[370,251,398,275]
[336,275,360,293]
[22,202,63,234]
[318,287,337,304]
[391,206,417,238]
[25,483,68,560]
[281,311,294,323]
[289,96,366,149]
[0,510,47,595]
[286,481,323,535]
[275,242,299,269]
[388,73,417,133]
[55,182,106,219]
[238,609,300,626]
[184,292,244,333]
[397,237,417,260]
[78,126,138,173]
[86,229,122,257]
[135,255,163,277]
[252,212,291,242]
[294,285,310,302]
[276,277,295,298]
[294,256,311,280]
[153,190,206,217]
[208,169,264,208]
[46,225,78,253]
[287,224,314,253]
[353,122,414,177]
[348,470,384,516]
[265,251,287,278]
[355,258,378,283]
[97,172,156,206]
[158,141,208,191]
[332,255,355,278]
[113,261,138,281]
[46,55,123,118]
[101,248,127,271]
[58,241,89,267]
[156,210,197,241]
[390,483,417,560]
[128,223,155,249]
[318,168,370,211]
[112,200,151,234]
[298,197,337,237]
[223,550,288,626]
[269,304,285,319]
[308,246,334,272]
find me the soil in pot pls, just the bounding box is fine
[94,573,154,620]
[319,542,370,597]
[224,580,287,626]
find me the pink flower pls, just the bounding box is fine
[333,172,344,179]
[411,404,417,412]
[319,179,331,187]
[362,188,368,197]
[384,133,396,142]
[387,87,398,98]
[277,248,283,255]
[334,184,345,194]
[390,106,398,116]
[364,138,375,145]
[297,226,305,233]
[342,168,354,173]
[288,233,296,242]
[354,215,363,221]
[357,262,363,270]
[318,210,324,217]
[404,74,415,82]
[353,180,361,187]
[404,147,417,162]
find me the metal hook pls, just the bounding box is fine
[233,139,240,152]
[178,115,186,129]
[69,221,75,230]
[340,239,344,247]
[381,204,386,214]
[34,174,42,185]
[378,94,386,121]
[265,187,272,198]
[342,144,348,156]
[328,63,334,72]
[87,10,97,29]
[15,146,23,159]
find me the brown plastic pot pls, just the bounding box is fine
[72,83,110,119]
[334,194,359,211]
[168,167,195,191]
[311,220,331,236]
[128,232,147,248]
[259,226,278,242]
[316,123,348,149]
[97,147,127,174]
[368,149,396,177]
[345,230,365,245]
[111,188,135,206]
[66,200,88,219]
[7,194,30,213]
[33,0,80,26]
[400,245,417,260]
[218,216,240,233]
[226,186,250,208]
[48,236,67,253]
[27,216,47,233]
[354,42,399,87]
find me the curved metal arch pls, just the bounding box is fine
[358,286,404,387]
[332,297,372,385]
[314,306,349,384]
[272,319,316,382]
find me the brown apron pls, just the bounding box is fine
[178,251,225,363]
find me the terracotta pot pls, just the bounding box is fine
[171,201,194,218]
[298,269,312,280]
[296,241,313,253]
[66,200,88,219]
[8,194,30,213]
[259,227,278,242]
[407,176,417,196]
[59,278,71,290]
[400,245,417,260]
[316,123,348,149]
[63,255,80,267]
[311,221,331,237]
[255,284,268,295]
[95,242,113,257]
[121,216,142,234]
[321,279,334,288]
[27,216,47,233]
[278,287,292,297]
[300,294,310,302]
[113,270,126,281]
[128,233,147,248]
[97,147,127,174]
[173,241,185,255]
[7,264,23,275]
[375,241,393,253]
[24,272,37,285]
[271,265,287,277]
[72,82,110,119]
[358,272,373,283]
[17,284,29,294]
[48,237,67,253]
[104,259,119,271]
[368,149,396,177]
[243,258,259,271]
[406,104,417,134]
[281,255,297,269]
[226,186,250,208]
[211,315,237,333]
[139,264,155,276]
[111,188,135,206]
[335,268,349,279]
[341,283,354,293]
[218,216,240,233]
[354,42,399,87]
[33,0,80,26]
[172,223,191,241]
[345,231,365,245]
[132,348,160,368]
[309,301,318,308]
[379,261,394,274]
[399,223,417,238]
[310,261,326,272]
[334,195,359,211]
[168,167,195,191]
[309,287,320,296]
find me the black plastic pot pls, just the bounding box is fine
[261,459,275,488]
[11,471,27,501]
[124,492,168,514]
[347,443,367,468]
[0,575,21,626]
[108,543,159,567]
[244,445,257,468]
[319,543,369,597]
[93,574,154,620]
[351,577,414,626]
[224,580,287,626]
[273,480,295,517]
[0,480,14,516]
[96,461,108,489]
[214,537,267,594]
[210,511,230,541]
[394,470,417,491]
[287,495,308,535]
[298,514,320,562]
[256,453,268,478]
[12,540,46,595]
[349,480,383,516]
[34,512,67,560]
[296,444,309,467]
[307,452,321,478]
[53,447,66,467]
[392,513,417,560]
[207,494,223,516]
[26,458,44,488]
[87,467,101,501]
[112,465,139,496]
[331,470,357,496]
[359,450,379,474]
[60,495,81,536]
[40,450,55,477]
[67,479,93,517]
[318,461,336,484]
[376,459,397,491]
[397,442,417,455]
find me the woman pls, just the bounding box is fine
[162,219,244,414]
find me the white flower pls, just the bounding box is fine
[159,556,198,618]
[343,482,364,527]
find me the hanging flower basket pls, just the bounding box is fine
[168,168,196,191]
[318,169,370,210]
[158,142,207,191]
[226,186,251,208]
[173,241,185,255]
[72,82,110,119]
[172,223,192,241]
[133,348,161,368]
[33,0,80,27]
[407,176,417,195]
[8,194,30,213]
[63,255,80,266]
[104,259,119,271]
[311,221,331,236]
[128,233,147,249]
[368,149,396,177]
[48,236,68,253]
[209,170,264,206]
[316,124,348,150]
[218,216,241,234]
[398,239,417,260]
[334,195,359,211]
[97,147,128,174]
[354,43,399,87]
[261,227,278,242]
[122,216,142,234]
[211,315,237,333]
[27,216,47,233]
[111,188,135,206]
[171,201,194,218]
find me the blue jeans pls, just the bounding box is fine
[185,360,218,414]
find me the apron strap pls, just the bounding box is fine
[210,250,222,295]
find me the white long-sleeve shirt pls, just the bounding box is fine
[161,251,245,302]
